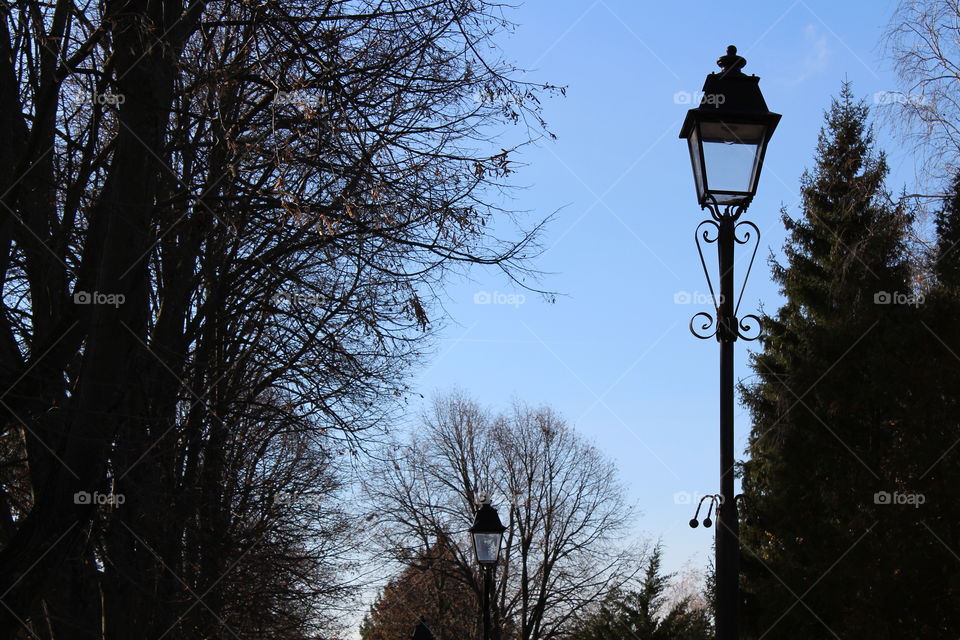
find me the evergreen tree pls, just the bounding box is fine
[934,171,960,290]
[895,169,960,635]
[739,83,918,639]
[702,551,715,628]
[569,545,712,640]
[359,614,375,640]
[361,537,477,640]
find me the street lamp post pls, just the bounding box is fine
[470,495,506,640]
[678,46,780,640]
[411,617,435,640]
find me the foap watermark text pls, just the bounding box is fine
[674,290,724,305]
[674,91,726,106]
[74,291,125,308]
[874,291,924,307]
[874,490,925,508]
[74,491,125,506]
[272,291,324,306]
[474,290,525,307]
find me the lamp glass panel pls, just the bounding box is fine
[699,120,766,196]
[473,532,502,564]
[687,127,705,202]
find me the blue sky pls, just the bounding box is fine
[406,0,916,579]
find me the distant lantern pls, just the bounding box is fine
[411,617,435,640]
[469,499,506,565]
[679,46,781,207]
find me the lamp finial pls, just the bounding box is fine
[717,45,747,75]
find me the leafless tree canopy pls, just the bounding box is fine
[0,0,557,637]
[885,0,960,179]
[366,392,642,640]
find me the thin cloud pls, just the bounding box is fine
[788,24,831,85]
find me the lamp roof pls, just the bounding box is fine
[679,45,781,140]
[469,502,506,535]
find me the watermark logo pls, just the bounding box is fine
[874,490,925,508]
[873,91,927,106]
[674,91,726,106]
[473,290,525,307]
[874,291,924,307]
[73,291,125,308]
[673,490,713,505]
[74,491,125,506]
[673,290,723,305]
[272,291,324,306]
[274,491,323,507]
[73,91,126,106]
[273,90,324,109]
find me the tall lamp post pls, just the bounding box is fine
[678,46,780,640]
[470,495,506,640]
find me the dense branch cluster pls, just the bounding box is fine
[0,0,557,637]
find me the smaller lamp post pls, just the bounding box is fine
[411,617,435,640]
[470,495,506,640]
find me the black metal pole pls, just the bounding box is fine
[716,213,739,640]
[482,565,492,640]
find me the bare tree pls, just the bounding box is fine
[0,0,558,637]
[885,0,960,180]
[366,391,642,640]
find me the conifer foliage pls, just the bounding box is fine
[737,83,944,638]
[360,536,478,640]
[568,544,712,640]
